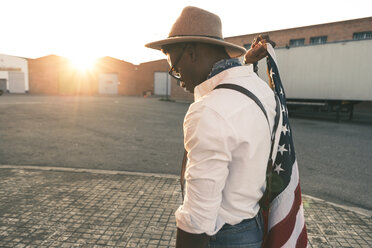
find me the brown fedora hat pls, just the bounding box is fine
[145,6,246,58]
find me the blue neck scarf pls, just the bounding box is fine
[207,58,242,80]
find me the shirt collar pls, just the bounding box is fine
[194,61,254,101]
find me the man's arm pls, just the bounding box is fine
[175,103,237,245]
[176,228,210,248]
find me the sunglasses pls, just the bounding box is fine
[167,45,187,81]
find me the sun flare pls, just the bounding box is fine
[68,55,98,72]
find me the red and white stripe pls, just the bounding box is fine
[266,160,308,247]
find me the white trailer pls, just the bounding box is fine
[256,39,372,120]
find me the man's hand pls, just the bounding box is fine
[244,34,276,64]
[176,228,210,248]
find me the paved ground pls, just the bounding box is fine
[0,166,371,248]
[0,95,371,247]
[0,96,187,174]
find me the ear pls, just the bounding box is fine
[184,44,197,63]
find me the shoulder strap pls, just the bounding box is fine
[214,83,270,130]
[214,83,280,145]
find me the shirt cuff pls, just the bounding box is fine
[175,205,220,236]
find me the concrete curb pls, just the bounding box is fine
[303,194,372,217]
[0,165,179,179]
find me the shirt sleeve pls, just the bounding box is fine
[175,102,238,235]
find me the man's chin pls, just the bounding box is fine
[179,81,194,93]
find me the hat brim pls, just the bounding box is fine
[145,36,246,58]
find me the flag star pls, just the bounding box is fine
[270,68,275,79]
[282,124,289,135]
[281,104,286,112]
[274,163,284,175]
[279,88,284,96]
[278,144,288,155]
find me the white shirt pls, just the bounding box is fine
[175,65,281,236]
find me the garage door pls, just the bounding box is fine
[99,73,118,95]
[0,79,6,93]
[154,72,171,96]
[8,72,26,93]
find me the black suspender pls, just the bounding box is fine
[214,84,270,130]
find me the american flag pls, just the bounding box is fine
[263,44,308,247]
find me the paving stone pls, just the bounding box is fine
[0,167,371,247]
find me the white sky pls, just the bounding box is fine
[1,0,371,65]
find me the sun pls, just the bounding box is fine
[68,55,98,72]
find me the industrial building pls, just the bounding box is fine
[0,54,29,94]
[1,16,371,105]
[28,55,136,95]
[26,54,194,101]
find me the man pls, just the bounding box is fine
[146,6,279,248]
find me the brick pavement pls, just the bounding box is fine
[0,166,371,248]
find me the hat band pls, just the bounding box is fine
[168,34,224,40]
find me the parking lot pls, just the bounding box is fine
[1,95,371,212]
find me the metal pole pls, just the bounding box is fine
[166,74,169,100]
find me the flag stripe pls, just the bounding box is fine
[267,183,302,247]
[269,160,299,228]
[267,45,278,67]
[284,204,306,247]
[296,225,308,248]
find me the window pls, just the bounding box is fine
[289,38,305,47]
[310,36,327,44]
[353,31,372,40]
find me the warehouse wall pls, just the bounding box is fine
[95,57,136,95]
[136,59,193,101]
[28,55,60,95]
[226,17,372,48]
[58,59,97,95]
[136,59,168,95]
[29,55,137,96]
